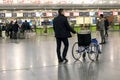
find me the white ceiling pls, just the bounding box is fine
[0,0,120,5]
[0,0,120,10]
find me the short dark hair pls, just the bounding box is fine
[58,8,64,15]
[100,14,104,18]
[25,20,27,22]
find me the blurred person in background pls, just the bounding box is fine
[5,22,10,37]
[21,20,31,38]
[104,17,109,37]
[13,21,19,39]
[98,14,106,44]
[9,21,14,39]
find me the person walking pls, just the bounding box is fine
[98,14,106,44]
[53,8,76,63]
[13,21,19,39]
[104,17,109,37]
[9,21,14,39]
[5,23,10,37]
[21,20,31,38]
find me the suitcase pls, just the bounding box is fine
[2,31,6,38]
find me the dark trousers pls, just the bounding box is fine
[105,29,108,37]
[9,30,13,39]
[13,31,18,39]
[6,30,9,37]
[0,30,2,37]
[56,38,69,61]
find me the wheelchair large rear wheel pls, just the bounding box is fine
[72,42,84,60]
[88,43,99,61]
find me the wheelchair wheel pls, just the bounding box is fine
[88,43,99,61]
[72,42,84,60]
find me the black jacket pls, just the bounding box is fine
[104,19,109,30]
[13,23,19,32]
[21,22,30,31]
[53,14,76,38]
[9,23,14,31]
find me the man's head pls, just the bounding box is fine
[58,8,64,15]
[100,14,104,19]
[25,20,27,22]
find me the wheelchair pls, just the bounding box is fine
[72,33,100,61]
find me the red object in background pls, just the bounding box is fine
[98,11,103,16]
[35,0,41,4]
[113,11,118,15]
[59,1,67,4]
[46,12,52,17]
[73,12,79,16]
[64,12,70,16]
[3,0,13,4]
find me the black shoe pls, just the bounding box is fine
[103,42,106,44]
[63,58,68,63]
[100,42,106,44]
[58,59,63,63]
[99,42,103,44]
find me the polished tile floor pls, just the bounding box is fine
[0,31,120,80]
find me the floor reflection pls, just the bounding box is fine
[58,61,100,80]
[58,64,71,80]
